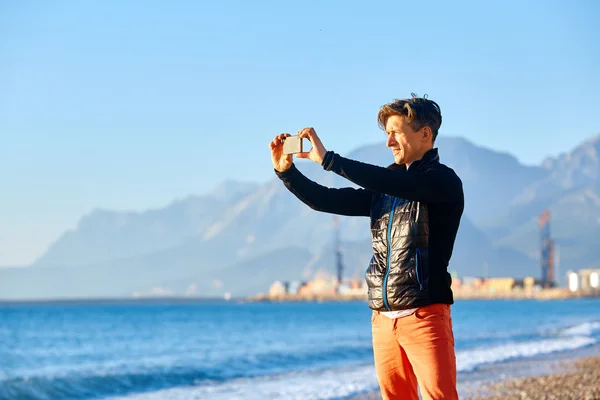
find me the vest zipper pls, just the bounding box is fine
[416,247,423,290]
[415,203,424,291]
[382,197,398,311]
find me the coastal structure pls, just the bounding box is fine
[567,269,600,295]
[256,272,600,302]
[334,216,343,286]
[539,209,556,288]
[450,275,569,299]
[262,277,367,301]
[250,210,599,302]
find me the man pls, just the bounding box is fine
[269,94,464,400]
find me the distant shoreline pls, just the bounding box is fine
[3,292,600,305]
[246,287,600,303]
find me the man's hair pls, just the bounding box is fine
[377,93,442,143]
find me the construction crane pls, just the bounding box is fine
[539,209,555,288]
[333,216,344,286]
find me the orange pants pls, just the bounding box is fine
[371,303,458,400]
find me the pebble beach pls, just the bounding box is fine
[466,355,600,400]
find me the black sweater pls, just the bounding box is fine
[275,148,464,304]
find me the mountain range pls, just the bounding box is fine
[2,133,599,300]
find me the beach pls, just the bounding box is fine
[349,354,600,400]
[466,355,600,400]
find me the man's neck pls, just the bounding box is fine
[405,146,434,169]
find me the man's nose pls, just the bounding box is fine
[386,136,395,147]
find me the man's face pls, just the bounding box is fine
[385,115,425,166]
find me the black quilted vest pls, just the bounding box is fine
[365,153,438,311]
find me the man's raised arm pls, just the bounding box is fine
[276,164,372,216]
[321,151,462,204]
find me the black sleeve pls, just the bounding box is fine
[275,164,372,216]
[321,151,463,203]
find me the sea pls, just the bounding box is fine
[1,298,600,400]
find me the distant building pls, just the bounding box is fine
[287,280,303,294]
[568,272,579,292]
[349,280,362,290]
[484,277,516,292]
[269,281,288,297]
[568,269,600,292]
[451,277,462,289]
[337,283,351,293]
[523,276,535,289]
[453,276,542,293]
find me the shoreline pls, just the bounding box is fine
[347,345,600,400]
[248,288,600,302]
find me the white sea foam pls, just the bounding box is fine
[561,321,600,337]
[455,319,599,372]
[106,364,381,400]
[457,336,596,372]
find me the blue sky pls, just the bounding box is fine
[1,0,599,266]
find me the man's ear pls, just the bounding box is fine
[421,126,433,142]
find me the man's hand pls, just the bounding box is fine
[269,133,293,172]
[296,127,327,164]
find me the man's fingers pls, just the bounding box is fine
[296,152,310,158]
[272,133,291,147]
[270,137,281,148]
[299,127,317,141]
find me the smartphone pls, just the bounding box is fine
[283,135,303,155]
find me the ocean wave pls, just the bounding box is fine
[0,367,214,400]
[105,365,380,400]
[0,344,372,400]
[560,321,600,337]
[455,319,600,372]
[457,335,596,372]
